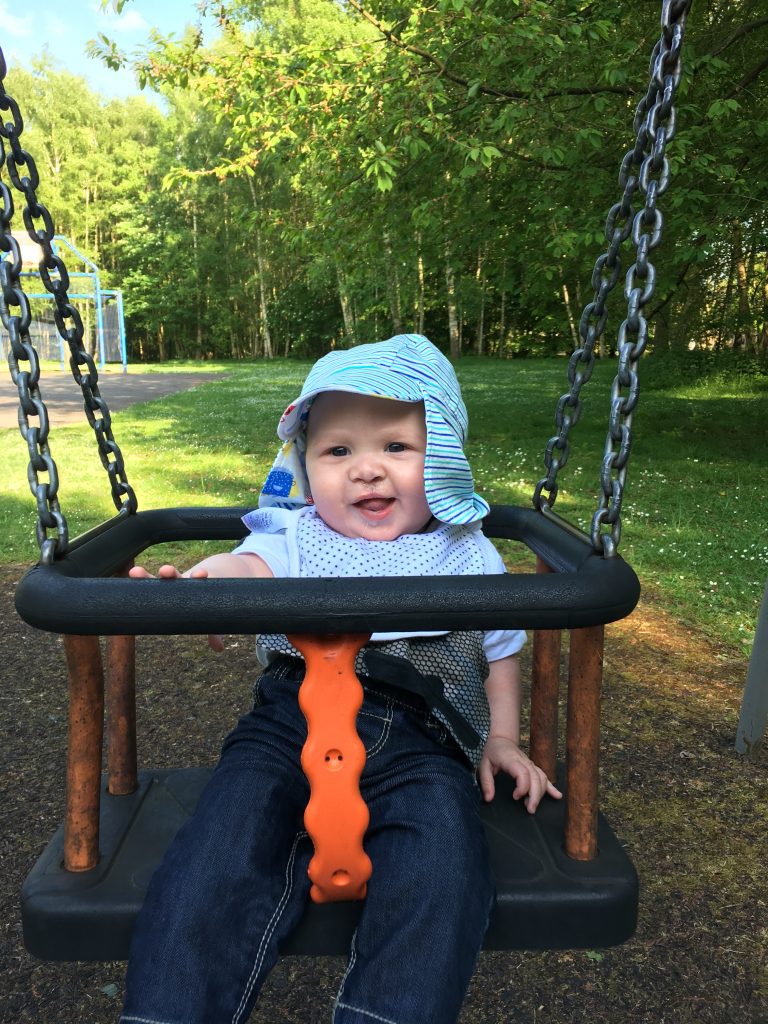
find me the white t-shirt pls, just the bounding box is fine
[232,507,525,662]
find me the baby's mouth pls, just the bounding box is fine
[354,496,394,513]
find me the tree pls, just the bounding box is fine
[26,0,768,359]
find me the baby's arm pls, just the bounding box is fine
[129,551,274,582]
[478,655,562,811]
[129,552,274,650]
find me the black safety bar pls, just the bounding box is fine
[15,505,640,636]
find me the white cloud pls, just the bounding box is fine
[109,9,150,34]
[88,1,149,35]
[0,1,33,38]
[45,15,69,39]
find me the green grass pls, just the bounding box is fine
[2,355,766,651]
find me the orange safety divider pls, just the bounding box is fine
[288,633,373,903]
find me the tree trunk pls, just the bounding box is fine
[247,176,273,358]
[192,206,204,359]
[415,230,425,335]
[476,246,486,355]
[746,228,760,353]
[84,186,90,256]
[444,242,460,359]
[759,276,768,354]
[717,248,736,351]
[561,282,579,351]
[337,266,357,345]
[498,295,506,358]
[733,220,753,351]
[653,300,671,351]
[383,230,402,333]
[230,299,241,359]
[256,227,273,358]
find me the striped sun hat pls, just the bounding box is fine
[259,334,489,525]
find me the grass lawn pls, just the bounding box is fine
[1,354,766,651]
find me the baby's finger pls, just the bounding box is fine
[157,564,183,579]
[525,771,562,813]
[477,761,497,803]
[128,565,153,579]
[511,765,533,803]
[524,769,551,813]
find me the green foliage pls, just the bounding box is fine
[3,0,767,359]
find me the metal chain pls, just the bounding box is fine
[534,0,691,557]
[592,0,691,557]
[0,47,137,563]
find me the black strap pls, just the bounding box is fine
[361,649,482,749]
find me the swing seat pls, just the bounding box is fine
[22,768,637,960]
[16,503,641,960]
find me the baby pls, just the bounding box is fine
[121,334,560,1024]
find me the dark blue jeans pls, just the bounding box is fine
[121,660,495,1024]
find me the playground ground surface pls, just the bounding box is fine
[1,564,766,1024]
[0,370,224,429]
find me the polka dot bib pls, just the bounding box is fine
[291,507,488,579]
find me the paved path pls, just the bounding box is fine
[0,371,224,429]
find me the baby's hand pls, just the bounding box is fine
[128,564,224,652]
[129,563,209,580]
[478,735,562,812]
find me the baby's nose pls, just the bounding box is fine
[351,454,384,480]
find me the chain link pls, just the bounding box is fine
[534,0,691,556]
[0,47,137,562]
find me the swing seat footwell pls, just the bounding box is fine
[22,768,638,961]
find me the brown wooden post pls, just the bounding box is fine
[63,635,105,872]
[529,557,561,781]
[105,561,138,795]
[564,624,604,860]
[106,634,138,795]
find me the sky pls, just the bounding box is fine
[0,0,216,103]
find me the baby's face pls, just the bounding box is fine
[304,392,432,540]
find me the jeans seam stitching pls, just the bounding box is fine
[363,688,446,737]
[120,1017,176,1024]
[334,929,358,1016]
[363,686,425,718]
[231,830,305,1024]
[335,1000,399,1024]
[364,700,393,759]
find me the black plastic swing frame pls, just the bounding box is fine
[19,502,640,960]
[16,504,639,635]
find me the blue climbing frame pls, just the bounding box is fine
[19,235,127,370]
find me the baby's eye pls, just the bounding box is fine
[329,446,349,457]
[386,442,407,453]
